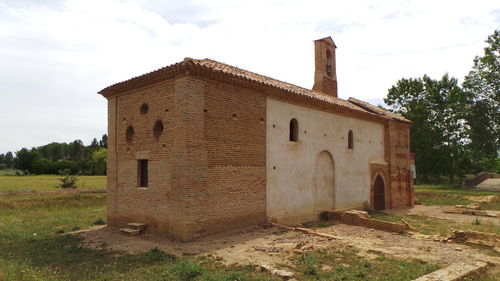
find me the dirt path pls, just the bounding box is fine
[476,178,500,191]
[386,205,500,225]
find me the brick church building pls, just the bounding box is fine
[99,37,415,241]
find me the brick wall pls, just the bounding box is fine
[190,78,267,239]
[107,75,267,241]
[107,79,176,235]
[386,120,414,209]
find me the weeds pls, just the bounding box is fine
[472,217,483,225]
[298,252,319,276]
[91,218,106,225]
[144,247,175,263]
[224,271,246,281]
[174,260,204,280]
[292,248,440,280]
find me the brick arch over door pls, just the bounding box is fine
[314,150,335,212]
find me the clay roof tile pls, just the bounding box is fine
[98,58,404,122]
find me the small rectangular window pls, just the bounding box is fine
[138,160,148,187]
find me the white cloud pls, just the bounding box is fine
[0,0,498,153]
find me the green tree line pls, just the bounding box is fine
[0,135,108,175]
[385,30,499,184]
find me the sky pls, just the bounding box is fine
[0,0,498,154]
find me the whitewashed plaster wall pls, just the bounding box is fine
[266,98,386,225]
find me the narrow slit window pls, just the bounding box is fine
[289,118,299,142]
[348,130,354,149]
[125,126,134,143]
[138,160,148,187]
[326,50,332,75]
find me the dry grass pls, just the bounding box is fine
[0,175,106,193]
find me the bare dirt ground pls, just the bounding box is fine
[386,205,500,225]
[476,178,500,192]
[76,221,499,269]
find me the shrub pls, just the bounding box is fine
[299,252,318,276]
[144,247,174,262]
[320,211,331,221]
[472,217,482,225]
[58,175,78,189]
[92,218,106,225]
[225,271,245,281]
[175,260,204,280]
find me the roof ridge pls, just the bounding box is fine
[98,57,395,123]
[192,58,346,102]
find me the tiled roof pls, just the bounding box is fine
[347,97,411,123]
[190,58,368,113]
[99,58,410,123]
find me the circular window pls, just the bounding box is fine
[140,103,149,115]
[153,120,164,139]
[125,126,134,143]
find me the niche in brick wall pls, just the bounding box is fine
[126,126,134,143]
[140,103,149,115]
[153,120,164,139]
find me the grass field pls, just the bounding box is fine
[0,177,449,280]
[0,170,19,176]
[368,184,500,236]
[370,211,500,236]
[415,184,500,210]
[0,191,442,281]
[289,249,439,280]
[0,175,106,193]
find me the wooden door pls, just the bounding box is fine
[374,175,385,210]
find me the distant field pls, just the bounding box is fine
[0,175,106,193]
[0,170,19,176]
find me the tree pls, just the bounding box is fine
[90,138,100,150]
[99,134,108,148]
[385,74,472,183]
[4,151,14,168]
[8,135,107,175]
[463,30,499,171]
[14,148,41,173]
[68,140,85,161]
[90,148,107,175]
[38,142,69,161]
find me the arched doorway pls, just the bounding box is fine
[314,150,335,212]
[373,175,385,210]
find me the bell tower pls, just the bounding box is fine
[312,37,338,97]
